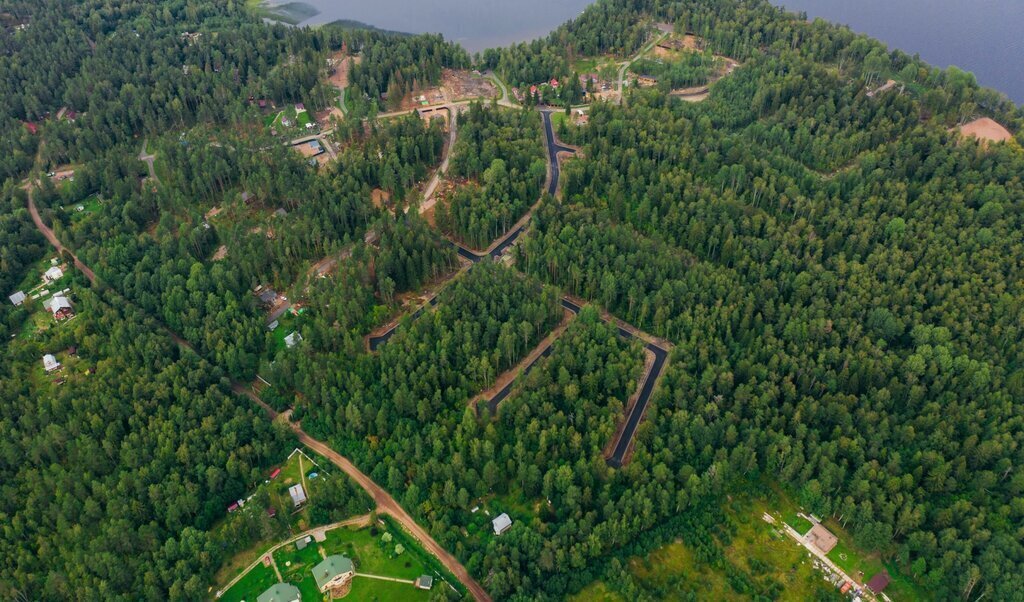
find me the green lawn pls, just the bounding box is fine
[321,526,427,580]
[824,522,924,601]
[345,577,429,602]
[782,511,813,535]
[219,563,278,602]
[65,193,103,222]
[296,575,323,601]
[296,109,312,127]
[276,539,324,583]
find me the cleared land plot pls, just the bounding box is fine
[959,117,1013,143]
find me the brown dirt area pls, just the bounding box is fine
[370,188,390,209]
[326,53,358,91]
[211,245,228,261]
[392,69,497,111]
[959,117,1013,144]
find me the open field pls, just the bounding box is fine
[571,487,898,601]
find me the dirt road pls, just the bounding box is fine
[25,186,98,285]
[231,383,491,601]
[419,108,458,214]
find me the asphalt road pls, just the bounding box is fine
[558,298,670,467]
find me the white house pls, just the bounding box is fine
[44,266,64,283]
[43,354,61,372]
[492,512,513,536]
[288,483,307,507]
[9,291,26,306]
[284,332,303,348]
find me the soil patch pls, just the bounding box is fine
[960,117,1013,143]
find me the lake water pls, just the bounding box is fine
[266,0,593,53]
[770,0,1024,103]
[267,0,1024,102]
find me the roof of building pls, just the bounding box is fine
[492,512,513,534]
[44,295,72,314]
[258,288,278,303]
[312,555,354,591]
[285,332,303,348]
[9,291,26,305]
[866,570,891,593]
[43,354,60,371]
[45,266,64,279]
[296,535,309,550]
[805,523,838,554]
[256,582,301,602]
[415,575,434,589]
[288,483,307,506]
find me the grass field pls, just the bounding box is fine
[572,492,842,601]
[346,577,430,602]
[219,562,277,602]
[782,510,813,535]
[322,525,427,580]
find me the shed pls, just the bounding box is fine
[256,582,301,602]
[866,570,891,593]
[805,523,837,554]
[296,535,312,550]
[288,483,307,507]
[9,291,26,306]
[284,332,303,348]
[269,467,282,479]
[415,575,434,590]
[44,266,64,282]
[492,512,513,535]
[43,354,61,372]
[312,555,354,592]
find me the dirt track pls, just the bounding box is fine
[231,383,491,601]
[26,186,98,285]
[24,186,489,601]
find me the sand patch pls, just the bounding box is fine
[212,245,227,261]
[960,117,1013,144]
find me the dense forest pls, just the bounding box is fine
[435,103,546,248]
[2,0,1024,599]
[0,288,293,600]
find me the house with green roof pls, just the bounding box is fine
[312,555,354,592]
[257,582,301,602]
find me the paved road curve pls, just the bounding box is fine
[558,298,670,467]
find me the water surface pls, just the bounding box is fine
[770,0,1024,103]
[267,0,594,53]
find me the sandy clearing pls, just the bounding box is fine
[960,117,1013,143]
